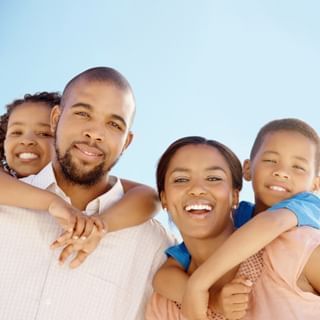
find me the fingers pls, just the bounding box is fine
[80,218,94,240]
[50,231,73,249]
[58,244,75,265]
[69,251,89,269]
[91,216,107,233]
[72,215,86,240]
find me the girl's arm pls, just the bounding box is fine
[0,170,60,210]
[99,179,160,232]
[184,209,297,303]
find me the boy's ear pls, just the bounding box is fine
[50,105,61,134]
[122,131,134,153]
[312,176,320,193]
[243,159,252,181]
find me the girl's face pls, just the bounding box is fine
[4,102,54,177]
[161,144,238,239]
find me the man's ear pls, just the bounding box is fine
[243,159,252,181]
[122,131,133,153]
[50,105,61,134]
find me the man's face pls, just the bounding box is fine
[244,130,318,212]
[51,80,134,186]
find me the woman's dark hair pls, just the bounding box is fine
[156,136,243,197]
[0,91,61,161]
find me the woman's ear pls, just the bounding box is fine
[232,189,240,209]
[312,176,320,193]
[243,159,252,181]
[160,191,167,211]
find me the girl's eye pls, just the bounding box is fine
[37,132,53,137]
[207,176,222,182]
[9,131,22,136]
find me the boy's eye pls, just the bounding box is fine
[293,165,306,172]
[75,111,90,118]
[263,159,276,163]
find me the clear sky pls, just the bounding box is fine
[1,0,319,236]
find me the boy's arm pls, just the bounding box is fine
[99,179,160,232]
[152,257,189,303]
[185,209,297,299]
[304,245,320,294]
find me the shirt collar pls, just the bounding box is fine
[21,163,124,215]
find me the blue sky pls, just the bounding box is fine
[1,1,319,236]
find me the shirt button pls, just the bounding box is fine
[44,298,51,306]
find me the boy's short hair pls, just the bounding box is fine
[0,91,61,161]
[250,118,320,174]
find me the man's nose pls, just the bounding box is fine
[83,125,105,142]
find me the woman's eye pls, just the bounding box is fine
[173,177,189,183]
[207,176,222,182]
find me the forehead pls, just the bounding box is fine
[8,102,51,124]
[63,80,135,122]
[167,144,231,173]
[258,130,317,159]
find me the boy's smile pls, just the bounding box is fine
[244,130,318,213]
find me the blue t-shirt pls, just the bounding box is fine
[234,192,320,228]
[167,192,320,270]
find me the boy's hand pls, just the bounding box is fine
[210,277,252,320]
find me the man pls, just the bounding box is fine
[0,67,173,319]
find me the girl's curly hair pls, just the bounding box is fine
[0,91,61,162]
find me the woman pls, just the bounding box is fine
[145,136,320,319]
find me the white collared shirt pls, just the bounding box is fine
[0,164,174,320]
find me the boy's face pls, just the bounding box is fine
[4,102,54,177]
[243,130,319,212]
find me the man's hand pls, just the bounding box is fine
[210,277,252,320]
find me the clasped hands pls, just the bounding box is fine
[48,198,107,268]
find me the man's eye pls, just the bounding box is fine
[108,121,122,130]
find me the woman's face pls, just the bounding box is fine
[161,144,238,239]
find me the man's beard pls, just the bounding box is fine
[55,141,119,187]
